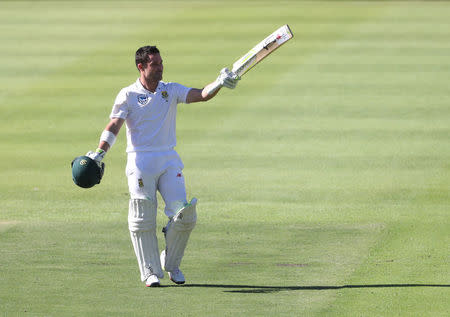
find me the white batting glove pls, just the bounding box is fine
[86,148,106,163]
[216,68,240,89]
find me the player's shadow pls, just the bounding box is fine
[177,283,450,294]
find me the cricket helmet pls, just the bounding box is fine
[71,156,105,188]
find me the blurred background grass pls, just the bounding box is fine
[0,1,449,316]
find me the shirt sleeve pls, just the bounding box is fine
[110,88,129,119]
[172,83,191,104]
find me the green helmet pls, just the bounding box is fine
[71,156,105,188]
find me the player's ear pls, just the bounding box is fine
[137,63,144,72]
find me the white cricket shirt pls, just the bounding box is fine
[110,79,191,153]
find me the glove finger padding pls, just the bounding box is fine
[223,80,236,89]
[211,67,240,93]
[225,69,240,81]
[221,69,240,89]
[98,161,105,180]
[224,77,239,89]
[86,149,106,162]
[220,67,230,75]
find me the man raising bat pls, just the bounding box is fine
[75,25,292,288]
[85,46,239,287]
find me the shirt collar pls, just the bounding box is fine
[136,78,161,94]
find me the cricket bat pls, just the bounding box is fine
[231,24,294,77]
[206,25,293,96]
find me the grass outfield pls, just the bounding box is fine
[1,0,449,316]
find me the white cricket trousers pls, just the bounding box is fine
[126,150,187,218]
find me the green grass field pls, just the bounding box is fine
[1,0,449,316]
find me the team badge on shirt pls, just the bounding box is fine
[161,91,168,101]
[137,94,149,106]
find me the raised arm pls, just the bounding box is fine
[186,68,240,103]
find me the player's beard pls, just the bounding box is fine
[144,71,162,84]
[153,71,163,82]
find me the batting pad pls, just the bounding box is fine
[128,199,164,280]
[163,198,197,271]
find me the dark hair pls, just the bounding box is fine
[135,46,160,69]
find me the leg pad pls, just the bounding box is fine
[128,199,163,280]
[162,198,197,271]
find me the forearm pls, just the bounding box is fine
[98,140,111,152]
[186,82,220,104]
[186,68,240,103]
[97,118,124,152]
[202,81,222,100]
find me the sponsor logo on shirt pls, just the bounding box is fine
[137,94,148,106]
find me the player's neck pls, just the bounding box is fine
[140,77,159,93]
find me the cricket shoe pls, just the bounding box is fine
[160,249,185,285]
[145,275,161,287]
[168,268,185,285]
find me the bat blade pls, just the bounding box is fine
[231,24,293,77]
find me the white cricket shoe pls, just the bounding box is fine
[160,249,185,285]
[145,275,160,287]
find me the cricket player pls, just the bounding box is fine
[86,46,239,287]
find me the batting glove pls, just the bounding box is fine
[216,68,240,89]
[86,148,106,163]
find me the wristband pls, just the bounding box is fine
[100,130,116,147]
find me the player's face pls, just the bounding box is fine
[140,53,163,82]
